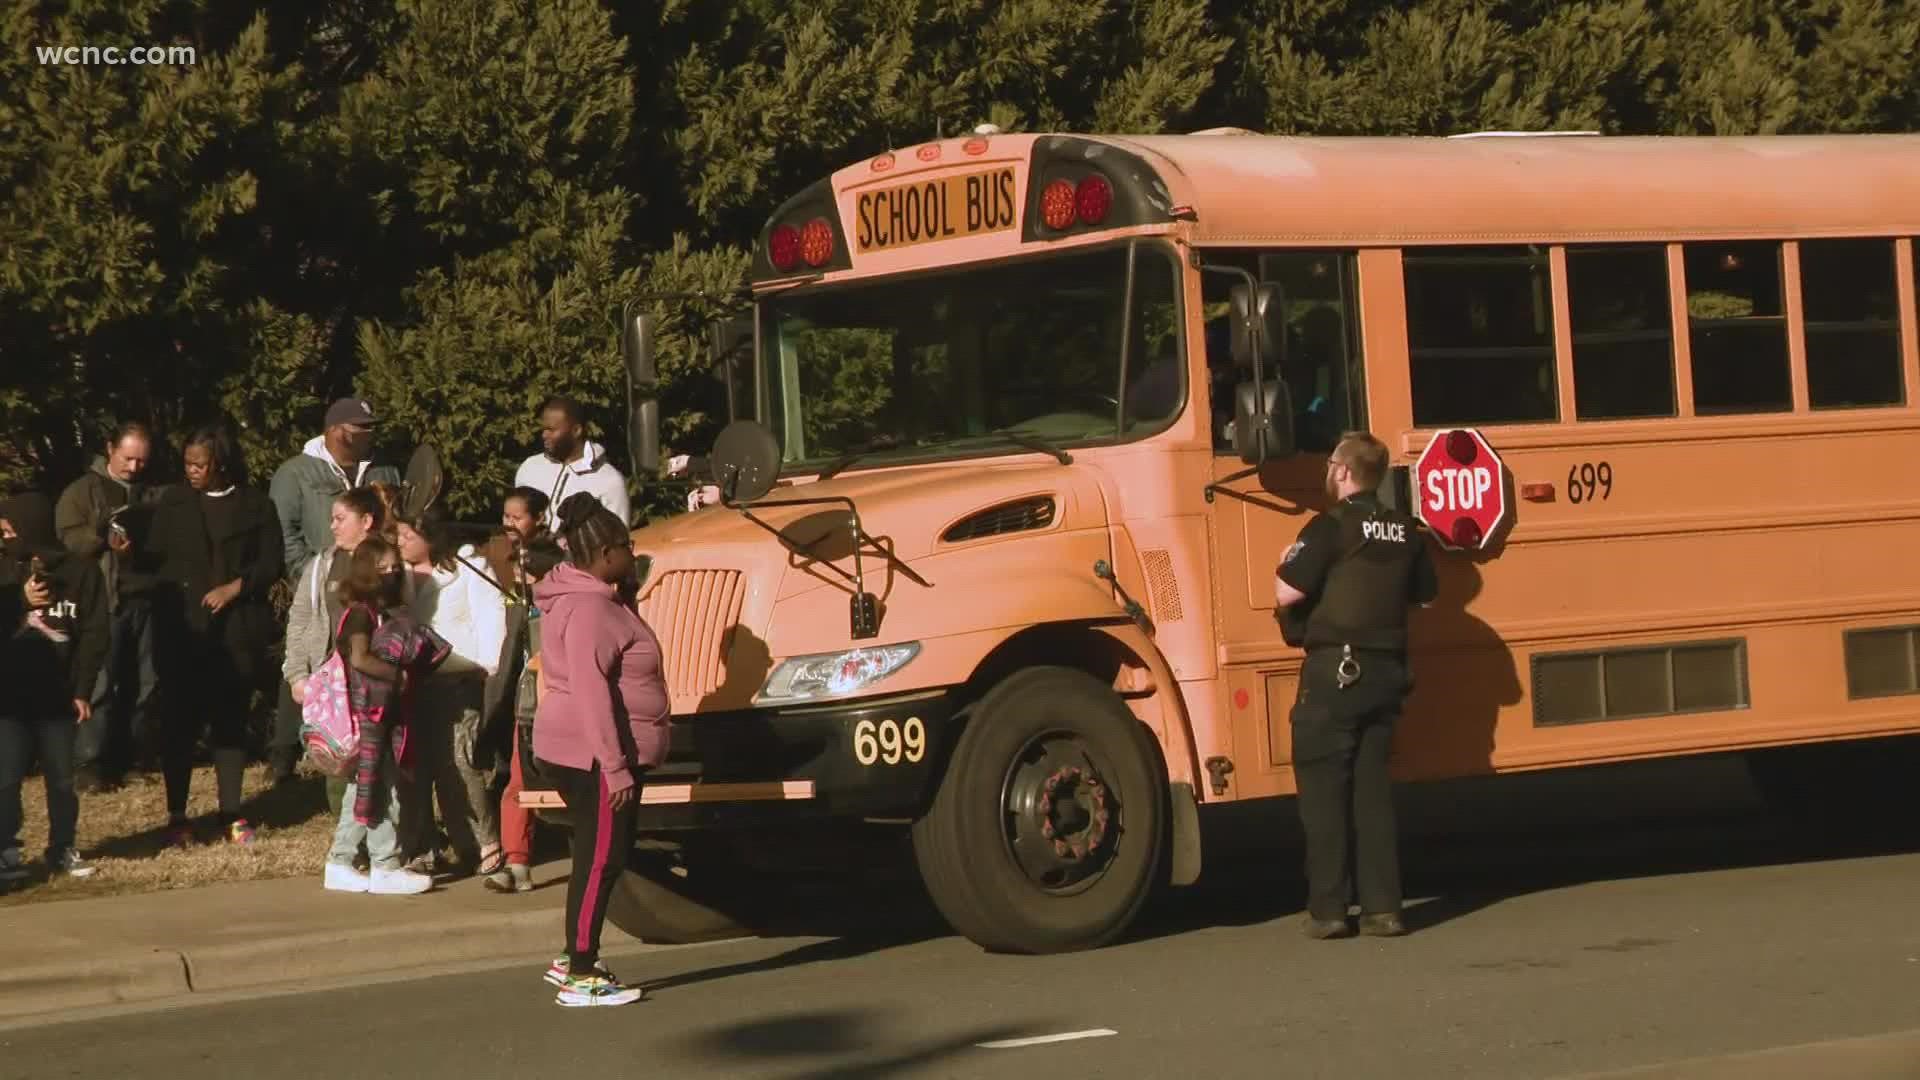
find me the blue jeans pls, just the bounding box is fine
[82,596,156,778]
[0,715,80,858]
[328,753,403,872]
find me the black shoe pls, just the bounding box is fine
[1358,913,1407,937]
[1302,916,1353,940]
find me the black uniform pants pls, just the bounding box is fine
[1291,648,1409,921]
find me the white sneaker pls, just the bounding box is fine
[0,847,27,882]
[368,867,433,895]
[324,862,370,893]
[52,849,96,878]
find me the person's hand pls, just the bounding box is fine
[686,484,721,512]
[73,698,91,725]
[202,580,243,614]
[607,784,634,811]
[667,454,692,478]
[23,576,51,610]
[107,528,132,555]
[291,678,309,705]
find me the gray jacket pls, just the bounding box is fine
[269,436,400,585]
[54,457,158,610]
[282,545,339,686]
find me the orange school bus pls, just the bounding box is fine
[554,131,1920,954]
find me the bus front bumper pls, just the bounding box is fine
[519,688,963,830]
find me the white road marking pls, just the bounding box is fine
[976,1029,1118,1049]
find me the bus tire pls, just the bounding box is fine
[603,852,753,946]
[911,665,1167,954]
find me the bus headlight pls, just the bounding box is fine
[757,642,922,704]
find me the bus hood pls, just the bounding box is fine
[629,459,1113,712]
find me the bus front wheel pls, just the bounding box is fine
[911,665,1167,954]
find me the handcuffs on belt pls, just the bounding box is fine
[1335,644,1361,691]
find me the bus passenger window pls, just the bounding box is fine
[1801,239,1905,409]
[1567,246,1676,419]
[1684,241,1791,414]
[1405,246,1557,427]
[1260,252,1364,453]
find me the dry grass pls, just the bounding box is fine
[1,764,338,906]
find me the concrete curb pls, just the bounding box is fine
[0,949,192,1017]
[0,906,644,1023]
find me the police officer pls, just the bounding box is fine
[1274,432,1437,939]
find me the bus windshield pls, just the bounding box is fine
[759,242,1184,471]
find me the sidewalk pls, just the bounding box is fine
[0,857,639,1023]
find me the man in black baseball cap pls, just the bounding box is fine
[265,396,401,784]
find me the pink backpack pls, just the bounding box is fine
[300,609,360,778]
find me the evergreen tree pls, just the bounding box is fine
[5,0,1918,507]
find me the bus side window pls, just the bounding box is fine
[1260,251,1365,453]
[1405,245,1558,427]
[1567,245,1677,420]
[1801,238,1905,409]
[1684,241,1791,415]
[1201,251,1363,454]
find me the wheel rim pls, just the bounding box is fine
[999,730,1122,895]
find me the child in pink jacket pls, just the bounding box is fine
[531,493,669,1007]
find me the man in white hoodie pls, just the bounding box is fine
[270,398,402,585]
[513,396,630,528]
[266,398,401,784]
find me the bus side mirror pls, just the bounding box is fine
[1228,283,1286,373]
[1232,378,1296,465]
[1228,281,1292,465]
[709,419,782,505]
[622,307,662,476]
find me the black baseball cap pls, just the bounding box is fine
[324,397,378,428]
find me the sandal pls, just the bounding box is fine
[475,848,506,877]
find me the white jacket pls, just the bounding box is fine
[514,441,630,527]
[409,546,507,677]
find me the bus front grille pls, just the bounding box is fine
[638,569,747,702]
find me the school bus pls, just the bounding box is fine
[530,130,1920,955]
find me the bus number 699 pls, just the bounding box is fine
[1567,461,1613,504]
[853,717,927,766]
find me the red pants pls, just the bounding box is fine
[501,721,534,866]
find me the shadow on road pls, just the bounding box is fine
[675,1006,1042,1080]
[1136,750,1920,943]
[624,750,1920,964]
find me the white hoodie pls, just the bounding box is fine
[514,440,630,527]
[409,545,507,677]
[302,435,375,488]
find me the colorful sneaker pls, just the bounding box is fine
[323,862,370,893]
[543,955,611,987]
[227,819,257,846]
[52,849,97,879]
[555,971,643,1007]
[0,847,27,882]
[368,867,433,895]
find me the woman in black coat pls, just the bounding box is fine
[145,424,283,846]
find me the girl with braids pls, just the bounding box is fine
[531,493,667,1007]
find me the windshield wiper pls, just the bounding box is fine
[991,429,1073,465]
[816,450,865,482]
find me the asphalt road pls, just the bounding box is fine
[6,754,1920,1080]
